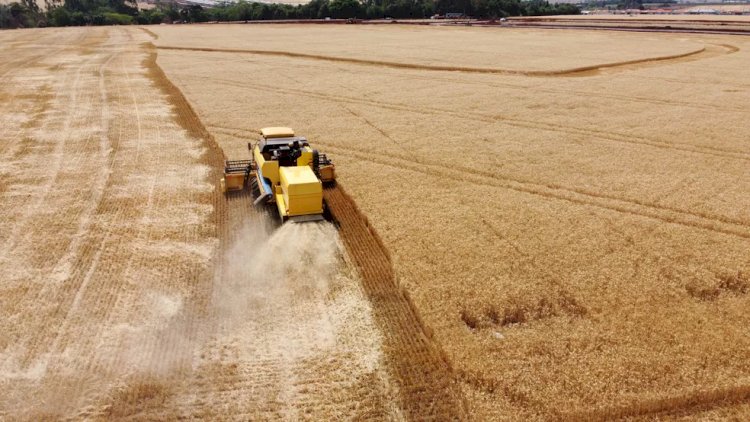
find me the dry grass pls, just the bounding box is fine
[149,22,750,419]
[104,379,173,419]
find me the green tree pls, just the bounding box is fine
[618,0,643,9]
[328,0,361,18]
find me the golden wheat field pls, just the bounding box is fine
[147,23,750,420]
[1,21,749,421]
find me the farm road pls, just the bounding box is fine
[0,27,399,420]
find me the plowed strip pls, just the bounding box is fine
[324,185,468,420]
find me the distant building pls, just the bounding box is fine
[688,8,720,14]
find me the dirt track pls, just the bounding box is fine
[0,26,430,420]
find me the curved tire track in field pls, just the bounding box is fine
[319,143,750,240]
[155,44,731,77]
[198,76,750,162]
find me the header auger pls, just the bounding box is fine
[221,127,336,223]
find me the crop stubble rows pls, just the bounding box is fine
[0,26,219,419]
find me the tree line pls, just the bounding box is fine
[1,0,579,29]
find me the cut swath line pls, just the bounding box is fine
[145,39,438,419]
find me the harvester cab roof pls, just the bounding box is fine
[259,126,295,138]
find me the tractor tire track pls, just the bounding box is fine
[320,143,750,240]
[364,59,749,115]
[156,44,719,77]
[166,40,748,114]
[194,75,750,162]
[204,120,750,235]
[11,34,116,368]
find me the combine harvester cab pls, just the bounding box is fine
[221,127,335,223]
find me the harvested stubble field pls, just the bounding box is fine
[147,23,750,420]
[0,26,405,420]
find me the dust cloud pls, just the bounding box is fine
[200,219,401,419]
[217,221,342,320]
[215,220,381,363]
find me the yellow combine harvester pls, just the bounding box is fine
[221,127,335,222]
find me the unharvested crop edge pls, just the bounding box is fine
[324,184,470,420]
[565,384,750,421]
